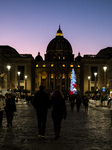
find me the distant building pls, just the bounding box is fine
[0,46,35,95]
[80,47,112,95]
[0,28,112,96]
[0,53,8,90]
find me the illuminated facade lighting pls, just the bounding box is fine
[88,76,91,80]
[51,74,53,78]
[62,74,65,78]
[25,75,27,79]
[103,66,107,72]
[17,71,21,76]
[51,64,54,67]
[63,64,65,67]
[7,65,11,70]
[94,72,97,77]
[56,33,63,36]
[36,64,38,67]
[78,65,80,67]
[70,64,74,67]
[43,64,46,67]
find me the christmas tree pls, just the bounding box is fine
[70,69,77,95]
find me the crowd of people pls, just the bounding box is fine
[0,87,112,140]
[69,94,89,112]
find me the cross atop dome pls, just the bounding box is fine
[56,25,63,36]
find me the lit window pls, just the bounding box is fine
[63,64,65,67]
[62,74,65,78]
[51,64,54,67]
[63,56,65,60]
[70,64,73,67]
[78,65,80,67]
[59,56,60,59]
[36,64,38,67]
[51,74,53,78]
[43,64,46,67]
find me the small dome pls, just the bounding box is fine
[35,52,43,61]
[75,53,82,62]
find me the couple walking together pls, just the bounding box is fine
[33,86,67,139]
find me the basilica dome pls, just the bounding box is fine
[45,26,74,61]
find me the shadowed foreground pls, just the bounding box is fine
[0,99,112,150]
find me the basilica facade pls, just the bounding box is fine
[35,26,81,94]
[0,27,112,96]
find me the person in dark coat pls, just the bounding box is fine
[51,89,67,139]
[76,94,81,112]
[83,96,89,112]
[69,95,75,111]
[0,94,6,127]
[5,93,16,127]
[32,85,50,138]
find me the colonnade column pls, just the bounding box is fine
[53,74,55,90]
[39,73,41,87]
[46,73,49,90]
[65,74,67,90]
[60,74,62,90]
[68,74,70,90]
[49,73,51,90]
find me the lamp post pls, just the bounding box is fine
[17,71,21,90]
[88,76,91,91]
[25,75,27,91]
[103,66,107,88]
[7,65,11,91]
[94,72,97,91]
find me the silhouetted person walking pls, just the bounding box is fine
[69,95,75,111]
[83,96,89,112]
[76,94,81,112]
[108,99,112,125]
[5,93,16,127]
[51,89,67,139]
[0,94,6,127]
[32,85,50,138]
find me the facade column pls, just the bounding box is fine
[60,73,62,90]
[68,74,70,90]
[49,73,51,90]
[7,65,11,91]
[46,73,49,90]
[65,74,67,90]
[39,73,41,87]
[53,74,55,90]
[7,70,10,90]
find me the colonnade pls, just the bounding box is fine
[40,73,70,91]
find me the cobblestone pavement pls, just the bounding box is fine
[0,99,112,150]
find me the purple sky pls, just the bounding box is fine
[0,0,112,60]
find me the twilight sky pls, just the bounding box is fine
[0,0,112,59]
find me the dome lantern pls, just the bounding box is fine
[56,25,63,36]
